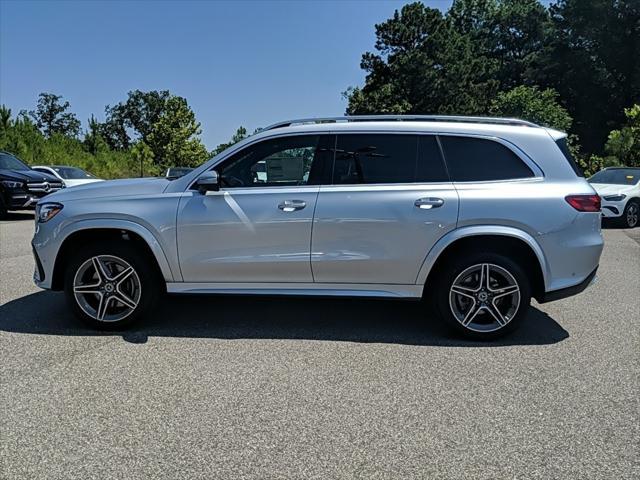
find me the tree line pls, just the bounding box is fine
[344,0,639,174]
[0,0,638,178]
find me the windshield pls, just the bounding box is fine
[0,152,30,170]
[53,166,95,179]
[589,168,640,185]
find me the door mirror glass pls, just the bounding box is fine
[196,170,220,193]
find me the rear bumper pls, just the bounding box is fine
[537,267,598,303]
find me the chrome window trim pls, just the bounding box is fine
[179,128,544,192]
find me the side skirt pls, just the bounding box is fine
[166,282,423,299]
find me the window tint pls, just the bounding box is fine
[332,134,448,184]
[440,136,535,182]
[219,135,330,188]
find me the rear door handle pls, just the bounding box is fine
[415,197,444,209]
[278,200,306,212]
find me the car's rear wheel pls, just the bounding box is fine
[64,241,160,329]
[622,200,639,228]
[435,252,531,340]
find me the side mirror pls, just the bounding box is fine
[196,170,220,193]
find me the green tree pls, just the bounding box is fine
[449,0,548,90]
[29,93,81,138]
[604,105,640,168]
[131,141,156,177]
[103,90,208,168]
[103,90,171,150]
[83,115,108,155]
[490,85,572,131]
[528,0,640,153]
[0,105,12,132]
[145,96,209,168]
[345,2,499,115]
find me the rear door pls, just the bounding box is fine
[311,133,459,285]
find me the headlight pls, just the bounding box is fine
[1,180,24,189]
[603,194,626,202]
[36,202,63,223]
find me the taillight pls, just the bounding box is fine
[565,194,601,212]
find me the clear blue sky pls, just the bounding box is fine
[0,0,456,148]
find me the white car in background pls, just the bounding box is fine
[32,165,103,188]
[589,167,640,228]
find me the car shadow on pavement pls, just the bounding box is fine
[0,290,569,347]
[0,212,34,222]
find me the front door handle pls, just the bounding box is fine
[278,200,306,212]
[415,197,444,209]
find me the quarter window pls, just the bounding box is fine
[439,136,535,182]
[332,134,448,184]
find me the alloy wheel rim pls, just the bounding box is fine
[73,255,141,322]
[449,263,521,333]
[627,204,638,227]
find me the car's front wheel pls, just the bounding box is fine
[64,241,160,329]
[435,253,531,340]
[622,200,639,228]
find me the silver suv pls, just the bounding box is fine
[32,116,603,339]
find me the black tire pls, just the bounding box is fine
[622,200,639,228]
[434,252,532,340]
[64,240,160,330]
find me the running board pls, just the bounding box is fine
[166,282,423,298]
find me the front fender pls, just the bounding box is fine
[56,218,176,282]
[415,225,550,289]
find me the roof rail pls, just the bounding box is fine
[262,115,540,131]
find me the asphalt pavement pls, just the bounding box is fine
[1,212,638,479]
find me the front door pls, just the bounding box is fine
[177,134,332,283]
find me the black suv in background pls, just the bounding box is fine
[0,151,63,218]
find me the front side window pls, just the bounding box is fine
[332,134,448,184]
[440,136,535,182]
[218,135,330,188]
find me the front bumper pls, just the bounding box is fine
[537,267,598,303]
[8,192,41,209]
[601,199,626,218]
[32,244,46,283]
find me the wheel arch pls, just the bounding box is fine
[626,196,640,206]
[418,226,549,301]
[51,221,174,291]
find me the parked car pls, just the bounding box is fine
[32,165,102,188]
[165,167,194,180]
[0,151,64,218]
[31,115,603,339]
[588,167,640,228]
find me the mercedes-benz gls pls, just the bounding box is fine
[31,116,603,339]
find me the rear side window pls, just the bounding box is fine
[555,137,584,177]
[332,134,448,184]
[440,136,535,182]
